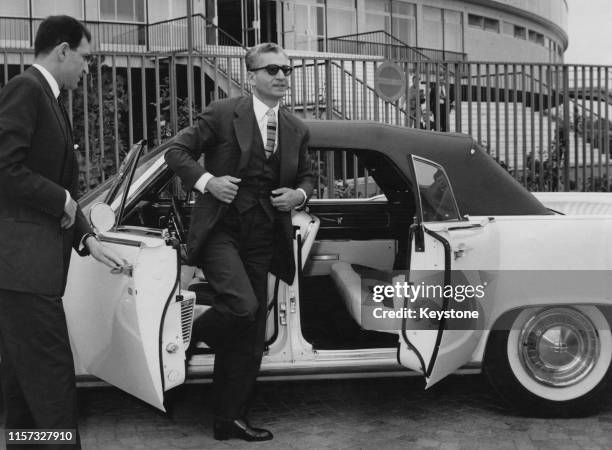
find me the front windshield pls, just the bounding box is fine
[79,141,170,213]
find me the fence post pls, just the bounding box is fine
[170,55,178,136]
[324,58,334,197]
[325,59,333,120]
[563,65,570,191]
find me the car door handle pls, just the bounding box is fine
[452,243,469,259]
[110,264,134,277]
[311,254,340,261]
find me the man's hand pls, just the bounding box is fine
[270,188,303,212]
[61,197,77,229]
[85,236,126,269]
[206,175,241,204]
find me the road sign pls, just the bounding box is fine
[374,62,405,102]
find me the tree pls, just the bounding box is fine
[71,65,129,195]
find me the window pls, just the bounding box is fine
[310,149,384,200]
[364,0,390,33]
[483,18,499,33]
[514,25,526,39]
[528,30,544,46]
[32,0,82,18]
[468,14,483,28]
[327,0,356,38]
[468,14,499,33]
[423,6,443,48]
[390,1,416,46]
[101,0,145,22]
[0,2,28,17]
[413,157,460,222]
[444,10,463,53]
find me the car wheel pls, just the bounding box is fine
[484,305,612,417]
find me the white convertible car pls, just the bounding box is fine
[64,121,612,418]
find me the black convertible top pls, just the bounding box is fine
[305,120,550,216]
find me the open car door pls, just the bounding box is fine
[398,156,492,387]
[63,142,194,411]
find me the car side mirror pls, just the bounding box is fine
[89,202,116,233]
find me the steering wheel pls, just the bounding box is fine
[170,194,186,243]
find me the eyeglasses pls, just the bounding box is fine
[249,65,293,76]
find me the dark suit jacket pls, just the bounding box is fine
[428,82,455,112]
[165,96,314,284]
[0,67,92,296]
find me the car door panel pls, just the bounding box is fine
[63,234,181,411]
[398,156,492,386]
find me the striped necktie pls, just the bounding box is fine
[265,108,276,158]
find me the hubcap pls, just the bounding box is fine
[518,308,600,387]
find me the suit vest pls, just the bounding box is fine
[232,117,281,220]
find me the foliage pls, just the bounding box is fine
[154,76,199,145]
[71,65,129,195]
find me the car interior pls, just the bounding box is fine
[120,148,418,354]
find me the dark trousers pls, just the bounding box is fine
[434,104,448,132]
[192,205,274,421]
[0,289,80,450]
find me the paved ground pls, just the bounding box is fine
[2,374,612,449]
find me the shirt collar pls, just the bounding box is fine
[252,94,279,121]
[33,64,60,99]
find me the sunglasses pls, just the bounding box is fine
[250,64,293,76]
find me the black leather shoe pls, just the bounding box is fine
[213,419,273,442]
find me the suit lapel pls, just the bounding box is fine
[29,67,75,191]
[278,109,299,187]
[29,67,71,146]
[233,96,255,174]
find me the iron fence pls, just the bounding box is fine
[1,49,611,196]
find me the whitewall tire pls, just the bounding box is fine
[484,306,612,417]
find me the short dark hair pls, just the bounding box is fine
[34,15,91,57]
[245,42,287,71]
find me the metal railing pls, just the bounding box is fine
[1,49,611,195]
[0,16,148,53]
[149,14,244,52]
[0,14,243,53]
[327,30,467,62]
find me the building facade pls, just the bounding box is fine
[0,0,567,62]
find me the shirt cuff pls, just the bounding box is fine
[64,190,71,209]
[77,232,97,257]
[194,173,214,193]
[295,188,308,209]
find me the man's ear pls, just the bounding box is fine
[246,70,255,86]
[56,42,70,61]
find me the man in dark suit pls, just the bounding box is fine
[429,74,453,132]
[165,42,314,442]
[0,16,123,448]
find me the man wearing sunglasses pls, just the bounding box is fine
[166,42,313,442]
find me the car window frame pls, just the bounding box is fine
[411,155,462,223]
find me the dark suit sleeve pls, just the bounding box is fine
[164,103,219,192]
[294,127,315,200]
[0,76,66,218]
[72,206,94,254]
